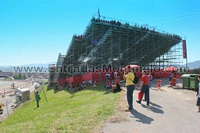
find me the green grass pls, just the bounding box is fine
[0,85,120,133]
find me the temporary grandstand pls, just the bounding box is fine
[49,15,186,83]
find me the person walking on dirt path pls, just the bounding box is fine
[123,65,135,111]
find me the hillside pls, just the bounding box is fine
[0,84,120,132]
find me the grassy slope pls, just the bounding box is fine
[0,85,120,133]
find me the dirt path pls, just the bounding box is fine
[98,78,200,133]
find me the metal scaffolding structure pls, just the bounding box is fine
[49,15,185,82]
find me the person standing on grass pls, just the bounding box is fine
[123,65,135,111]
[35,91,41,108]
[196,75,200,113]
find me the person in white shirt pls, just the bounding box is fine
[114,71,118,79]
[88,80,92,86]
[106,73,110,81]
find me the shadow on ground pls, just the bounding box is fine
[141,103,164,114]
[129,109,154,124]
[149,101,163,108]
[128,101,163,124]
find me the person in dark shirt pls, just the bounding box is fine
[35,91,41,108]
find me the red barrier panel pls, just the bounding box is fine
[61,69,182,85]
[59,78,65,86]
[65,77,73,83]
[82,72,93,81]
[92,72,100,82]
[73,76,82,84]
[100,72,107,81]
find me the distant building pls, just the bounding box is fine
[0,72,13,79]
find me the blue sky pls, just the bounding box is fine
[0,0,200,66]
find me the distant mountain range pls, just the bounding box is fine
[18,62,56,68]
[187,60,200,69]
[0,60,200,72]
[0,62,56,72]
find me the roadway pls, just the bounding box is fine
[0,82,36,122]
[100,78,200,133]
